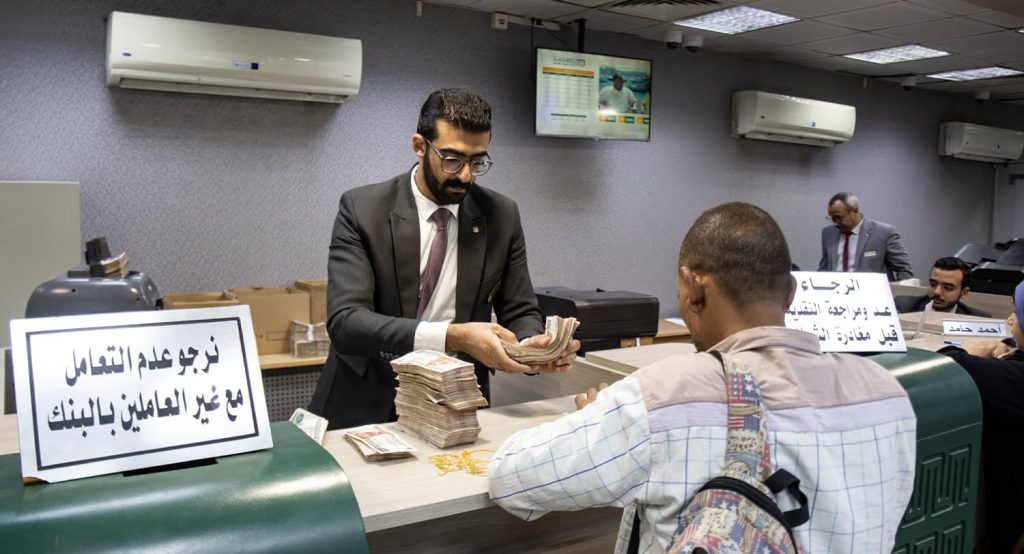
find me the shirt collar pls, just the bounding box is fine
[709,326,823,356]
[849,219,863,236]
[410,165,460,222]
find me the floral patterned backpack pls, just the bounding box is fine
[665,351,809,554]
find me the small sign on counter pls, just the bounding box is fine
[9,306,272,483]
[785,272,905,353]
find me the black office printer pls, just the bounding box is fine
[534,286,659,353]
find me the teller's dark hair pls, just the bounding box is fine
[417,88,492,141]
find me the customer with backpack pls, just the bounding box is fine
[488,202,917,552]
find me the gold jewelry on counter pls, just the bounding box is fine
[428,449,495,476]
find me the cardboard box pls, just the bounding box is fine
[163,291,240,309]
[294,278,328,324]
[228,287,310,355]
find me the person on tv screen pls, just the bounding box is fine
[599,74,637,113]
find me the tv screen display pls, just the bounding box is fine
[535,47,652,141]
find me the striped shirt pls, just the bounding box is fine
[489,326,917,553]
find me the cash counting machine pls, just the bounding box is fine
[535,286,659,353]
[24,237,163,318]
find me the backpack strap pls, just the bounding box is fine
[711,350,810,531]
[708,350,771,482]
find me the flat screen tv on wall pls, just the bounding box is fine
[535,47,652,141]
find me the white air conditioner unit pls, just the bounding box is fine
[938,122,1024,163]
[106,12,361,103]
[731,90,856,147]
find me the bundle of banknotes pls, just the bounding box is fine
[289,320,330,358]
[392,350,488,449]
[344,425,417,461]
[501,315,580,364]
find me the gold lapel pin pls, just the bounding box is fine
[472,226,480,234]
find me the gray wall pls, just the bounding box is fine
[3,0,1022,316]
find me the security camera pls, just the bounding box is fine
[900,76,916,92]
[665,29,683,50]
[974,90,991,104]
[683,34,703,54]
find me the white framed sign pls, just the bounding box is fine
[943,319,1008,337]
[786,272,906,353]
[9,306,272,483]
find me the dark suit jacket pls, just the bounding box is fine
[893,294,991,317]
[309,172,544,429]
[818,217,914,281]
[940,347,1024,552]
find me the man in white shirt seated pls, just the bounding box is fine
[894,256,990,316]
[599,74,637,113]
[489,202,917,553]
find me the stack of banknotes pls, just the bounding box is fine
[392,350,488,448]
[344,424,418,461]
[289,320,330,358]
[501,316,580,364]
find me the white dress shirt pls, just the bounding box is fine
[410,167,459,352]
[834,220,863,272]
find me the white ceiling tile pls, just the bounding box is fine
[630,23,719,43]
[987,81,1024,94]
[928,30,1024,54]
[800,33,903,55]
[968,10,1024,29]
[742,20,855,43]
[798,55,897,75]
[601,3,721,23]
[469,0,584,19]
[917,79,981,90]
[707,35,786,53]
[558,0,617,7]
[906,0,990,16]
[875,16,1002,42]
[421,0,484,8]
[556,8,660,32]
[818,3,951,31]
[748,0,892,19]
[895,53,990,72]
[968,46,1024,63]
[763,45,831,62]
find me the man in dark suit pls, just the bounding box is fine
[818,192,914,282]
[310,88,579,429]
[894,256,991,316]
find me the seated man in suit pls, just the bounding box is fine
[309,88,579,430]
[818,192,914,282]
[894,256,991,316]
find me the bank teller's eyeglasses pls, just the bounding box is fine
[825,213,847,222]
[425,140,494,177]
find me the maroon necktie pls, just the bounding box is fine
[417,209,451,319]
[842,232,851,272]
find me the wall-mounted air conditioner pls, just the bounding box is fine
[106,12,361,103]
[731,90,856,147]
[939,122,1024,163]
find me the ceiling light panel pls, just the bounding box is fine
[928,66,1023,80]
[845,44,949,64]
[674,6,799,35]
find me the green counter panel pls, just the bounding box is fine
[0,421,368,553]
[871,348,983,554]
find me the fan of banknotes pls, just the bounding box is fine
[392,350,488,449]
[500,315,580,364]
